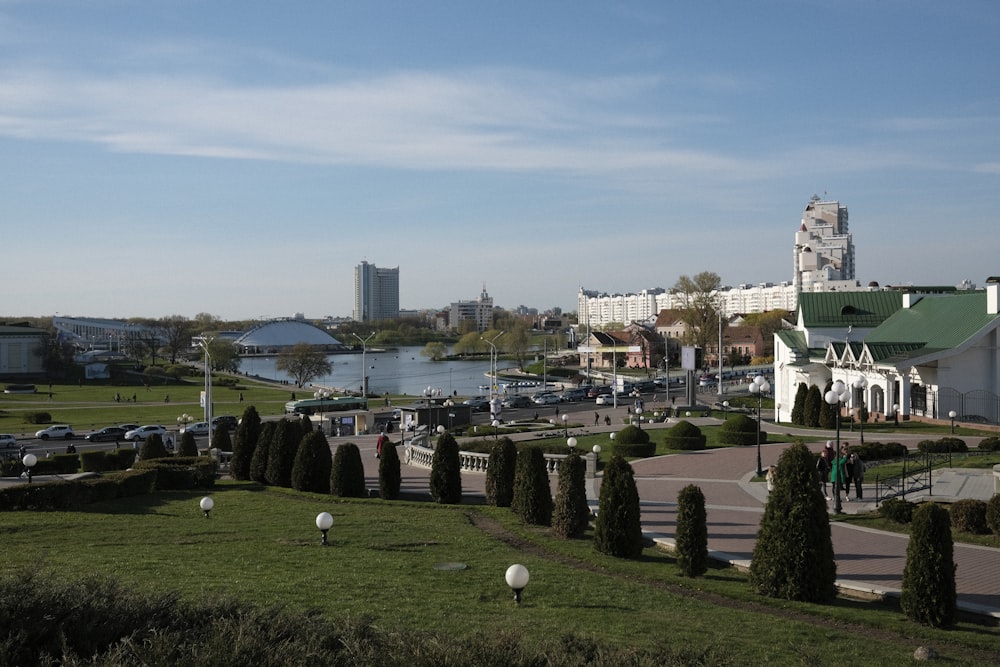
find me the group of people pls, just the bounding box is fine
[816,441,866,502]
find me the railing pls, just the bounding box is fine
[874,451,932,506]
[404,440,599,477]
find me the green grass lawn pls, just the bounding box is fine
[2,483,999,665]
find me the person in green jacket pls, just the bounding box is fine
[830,449,849,503]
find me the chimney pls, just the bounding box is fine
[988,282,999,315]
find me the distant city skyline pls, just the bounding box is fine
[3,2,998,320]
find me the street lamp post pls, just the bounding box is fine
[314,389,330,432]
[748,375,770,477]
[352,332,375,397]
[824,379,850,515]
[22,453,37,484]
[491,419,500,442]
[197,337,214,428]
[949,410,957,435]
[482,331,505,403]
[567,436,577,454]
[722,400,729,420]
[562,414,568,438]
[853,375,868,444]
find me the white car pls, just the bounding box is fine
[595,394,615,405]
[124,425,167,441]
[0,434,17,448]
[531,393,561,405]
[182,422,211,437]
[35,424,76,440]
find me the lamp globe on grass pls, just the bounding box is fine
[199,496,214,518]
[505,563,530,604]
[316,512,334,546]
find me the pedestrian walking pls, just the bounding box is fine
[594,411,600,426]
[831,450,849,504]
[849,451,866,500]
[816,449,831,499]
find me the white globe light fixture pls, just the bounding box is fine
[22,453,37,484]
[199,495,214,518]
[824,379,849,515]
[748,375,771,477]
[567,436,577,453]
[505,563,530,604]
[316,511,334,546]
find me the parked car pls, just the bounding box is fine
[532,393,560,405]
[560,388,588,402]
[85,426,128,442]
[118,424,140,433]
[501,395,533,409]
[212,415,239,432]
[595,394,615,405]
[462,396,491,412]
[35,424,76,440]
[587,386,613,398]
[124,425,166,441]
[182,422,211,437]
[0,434,17,448]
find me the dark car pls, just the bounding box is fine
[462,397,492,412]
[212,415,239,432]
[560,388,588,402]
[501,395,533,409]
[85,426,128,442]
[587,385,613,398]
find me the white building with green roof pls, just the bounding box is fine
[774,283,1000,425]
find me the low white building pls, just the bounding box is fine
[774,283,1000,425]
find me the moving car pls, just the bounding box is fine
[212,415,239,432]
[124,425,166,441]
[532,393,560,405]
[0,434,17,448]
[35,424,76,440]
[462,396,491,412]
[85,426,128,442]
[560,388,588,402]
[182,422,211,437]
[501,395,533,409]
[595,394,615,405]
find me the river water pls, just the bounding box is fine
[238,346,498,398]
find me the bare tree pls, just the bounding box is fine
[275,343,332,388]
[159,315,193,364]
[674,272,724,353]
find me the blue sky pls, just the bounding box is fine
[2,1,998,320]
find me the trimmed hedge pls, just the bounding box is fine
[949,499,989,534]
[916,437,968,454]
[27,453,80,476]
[0,469,157,511]
[133,456,216,490]
[663,420,706,451]
[718,414,765,447]
[977,436,1000,452]
[852,441,907,461]
[879,497,915,524]
[612,424,655,458]
[987,494,1000,537]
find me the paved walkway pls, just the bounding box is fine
[347,413,1000,621]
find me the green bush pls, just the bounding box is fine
[134,457,216,490]
[977,436,1000,452]
[878,497,915,523]
[0,469,156,511]
[749,442,836,603]
[24,412,52,425]
[551,452,589,539]
[511,447,552,526]
[485,437,517,507]
[718,414,765,447]
[378,440,401,500]
[266,419,301,488]
[330,442,367,498]
[790,382,807,425]
[139,434,169,461]
[853,441,907,461]
[949,499,989,534]
[429,431,462,504]
[611,424,654,457]
[30,453,80,475]
[663,420,706,451]
[211,426,233,453]
[80,450,111,473]
[291,431,332,494]
[675,484,708,577]
[249,421,275,483]
[901,502,956,627]
[594,455,643,559]
[232,405,262,481]
[917,437,968,454]
[177,431,199,457]
[986,494,1000,536]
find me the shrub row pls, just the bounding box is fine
[717,414,766,447]
[133,456,217,490]
[916,437,968,454]
[80,448,137,472]
[850,441,907,461]
[0,470,157,511]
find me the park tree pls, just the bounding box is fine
[291,431,332,494]
[453,331,485,357]
[177,431,199,457]
[901,503,956,627]
[331,442,367,498]
[594,454,643,559]
[675,484,708,577]
[749,442,836,602]
[266,419,301,488]
[378,437,402,500]
[790,382,808,425]
[420,341,448,362]
[429,431,463,504]
[35,334,76,379]
[275,343,333,388]
[200,336,240,373]
[249,421,275,483]
[231,406,262,481]
[741,309,789,356]
[139,433,169,460]
[511,447,553,526]
[552,452,589,538]
[158,315,193,364]
[804,384,822,427]
[674,271,724,352]
[485,437,518,507]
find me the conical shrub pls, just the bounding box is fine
[331,442,367,498]
[139,434,169,460]
[511,447,553,526]
[177,431,198,457]
[378,437,401,500]
[675,484,708,577]
[249,421,275,484]
[231,406,261,480]
[485,437,517,507]
[552,452,589,538]
[291,430,332,494]
[429,431,462,504]
[901,502,956,627]
[593,454,642,559]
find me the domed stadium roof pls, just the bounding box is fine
[234,319,343,349]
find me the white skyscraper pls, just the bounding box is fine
[354,261,400,321]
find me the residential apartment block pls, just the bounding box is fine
[353,261,400,322]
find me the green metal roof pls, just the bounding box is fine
[797,291,903,328]
[776,330,807,352]
[865,291,999,352]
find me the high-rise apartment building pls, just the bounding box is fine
[793,196,855,293]
[353,261,400,321]
[449,287,494,332]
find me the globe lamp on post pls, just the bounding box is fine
[199,496,214,518]
[316,511,334,546]
[505,563,530,604]
[853,375,868,444]
[824,380,850,515]
[562,413,568,438]
[748,375,770,478]
[567,436,577,454]
[949,410,957,435]
[22,453,37,484]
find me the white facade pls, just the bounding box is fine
[793,197,856,293]
[449,287,494,332]
[354,261,400,322]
